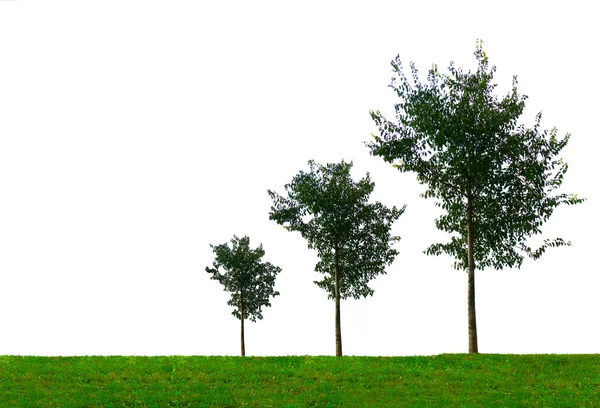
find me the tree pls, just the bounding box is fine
[205,235,281,356]
[366,40,585,353]
[268,160,405,357]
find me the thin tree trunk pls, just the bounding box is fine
[240,291,245,357]
[334,248,342,357]
[466,192,478,354]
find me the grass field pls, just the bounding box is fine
[1,354,598,407]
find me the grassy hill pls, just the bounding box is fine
[1,354,598,407]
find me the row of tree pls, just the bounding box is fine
[206,41,585,356]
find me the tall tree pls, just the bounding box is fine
[205,235,281,356]
[268,160,405,357]
[367,40,585,353]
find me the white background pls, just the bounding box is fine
[0,1,597,356]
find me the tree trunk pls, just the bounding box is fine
[334,248,342,357]
[240,291,246,357]
[466,193,478,354]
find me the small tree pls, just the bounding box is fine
[268,160,404,356]
[367,40,585,353]
[205,235,281,356]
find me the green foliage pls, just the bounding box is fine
[367,40,585,271]
[206,235,281,322]
[268,160,405,299]
[1,355,599,407]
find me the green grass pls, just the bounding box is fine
[1,354,598,407]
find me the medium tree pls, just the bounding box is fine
[367,40,585,353]
[205,235,281,356]
[268,160,405,357]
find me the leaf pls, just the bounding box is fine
[205,235,282,322]
[367,43,585,271]
[268,160,404,300]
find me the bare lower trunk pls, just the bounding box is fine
[334,249,342,357]
[467,193,478,354]
[240,291,246,357]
